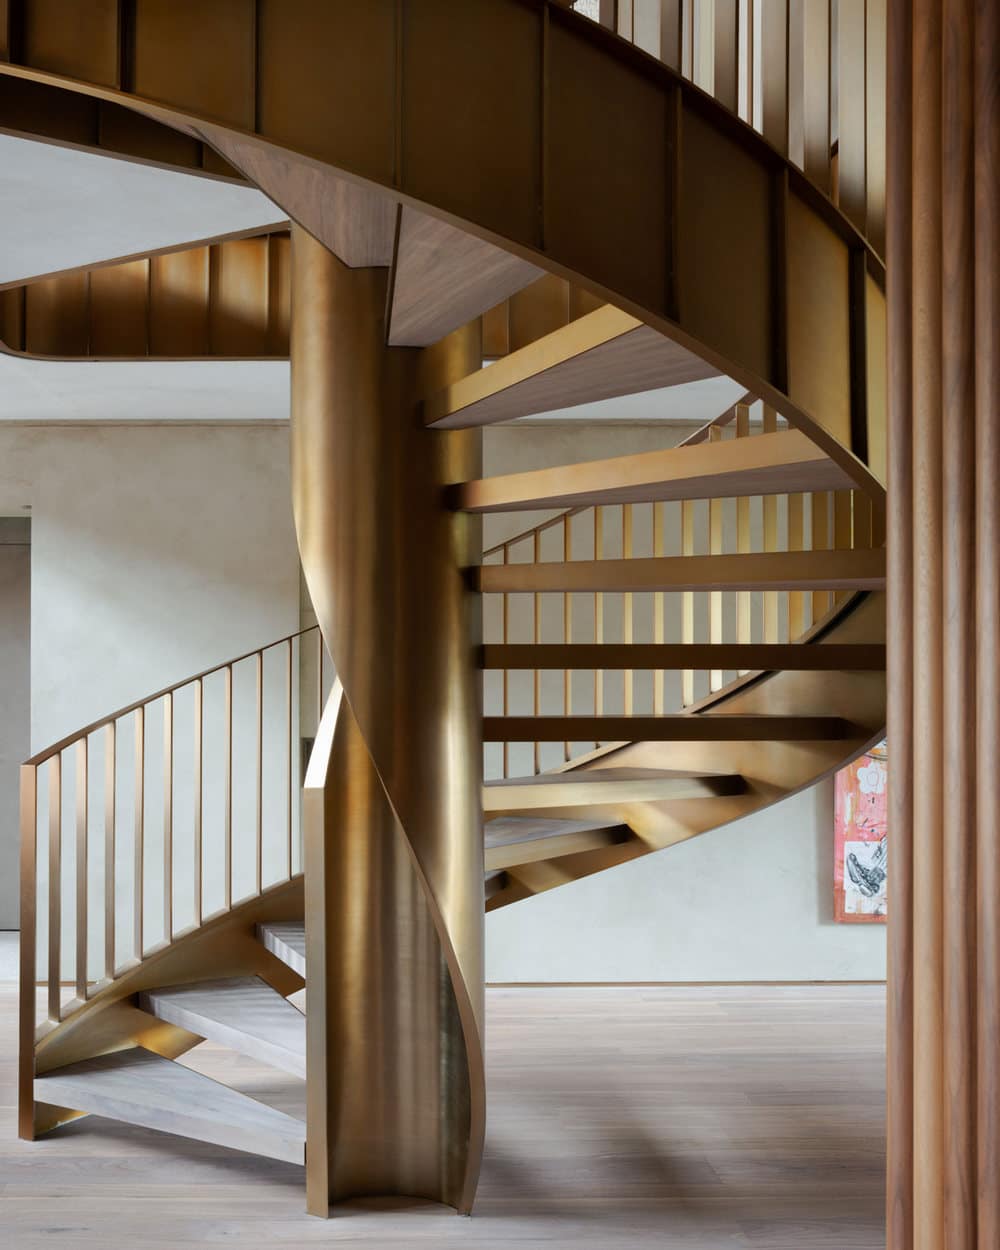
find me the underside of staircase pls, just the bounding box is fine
[7,0,888,1223]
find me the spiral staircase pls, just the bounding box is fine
[5,0,887,1220]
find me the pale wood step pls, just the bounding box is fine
[485,816,630,871]
[484,767,746,812]
[34,1049,306,1165]
[455,428,854,511]
[483,714,856,742]
[139,977,305,1079]
[480,642,888,670]
[478,549,886,594]
[423,304,717,427]
[485,868,509,901]
[256,922,306,979]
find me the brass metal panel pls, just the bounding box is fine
[864,0,886,257]
[97,100,205,171]
[291,230,484,1214]
[481,642,887,670]
[305,686,471,1211]
[546,15,668,314]
[865,272,887,486]
[401,0,540,244]
[267,234,290,356]
[457,428,855,512]
[797,0,831,192]
[0,287,24,350]
[133,0,254,130]
[25,271,88,356]
[149,247,209,356]
[678,107,772,381]
[713,0,739,113]
[210,237,269,356]
[90,260,148,357]
[760,0,788,152]
[786,192,852,452]
[479,548,886,594]
[21,0,120,89]
[257,0,396,183]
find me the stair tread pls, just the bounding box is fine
[485,815,627,849]
[140,977,305,1079]
[455,428,854,510]
[483,714,856,742]
[257,922,307,979]
[34,1049,305,1165]
[486,766,733,787]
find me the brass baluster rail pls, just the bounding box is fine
[19,625,330,1057]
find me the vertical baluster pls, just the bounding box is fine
[192,680,202,928]
[48,755,62,1021]
[708,430,724,690]
[739,0,756,124]
[811,492,831,621]
[789,0,831,191]
[223,666,232,911]
[653,500,665,713]
[502,545,510,779]
[623,503,634,715]
[661,0,682,71]
[681,497,695,705]
[104,722,115,979]
[692,0,714,91]
[834,490,854,607]
[681,0,695,79]
[563,518,572,763]
[864,0,886,254]
[853,490,875,550]
[75,738,88,1001]
[18,765,38,1137]
[736,404,752,671]
[286,638,293,880]
[255,651,263,895]
[837,0,867,231]
[762,405,779,642]
[163,693,173,942]
[759,0,789,152]
[533,532,541,774]
[714,0,739,112]
[318,631,325,713]
[133,709,144,961]
[788,492,805,638]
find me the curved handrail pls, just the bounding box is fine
[25,625,322,768]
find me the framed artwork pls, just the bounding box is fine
[833,740,887,923]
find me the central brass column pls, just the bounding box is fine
[290,226,485,1215]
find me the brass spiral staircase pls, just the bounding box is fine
[5,0,887,1220]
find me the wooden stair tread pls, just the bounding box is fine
[478,549,886,593]
[454,428,855,511]
[485,815,629,871]
[389,207,542,347]
[423,306,717,428]
[257,922,306,979]
[140,977,305,1079]
[484,768,746,810]
[34,1049,306,1165]
[483,715,857,742]
[480,642,887,670]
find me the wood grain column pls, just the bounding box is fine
[887,1,998,1247]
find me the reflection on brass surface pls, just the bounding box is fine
[291,228,484,1216]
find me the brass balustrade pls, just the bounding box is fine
[18,625,331,1102]
[482,395,881,779]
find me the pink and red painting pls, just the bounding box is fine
[833,740,887,923]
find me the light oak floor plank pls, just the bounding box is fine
[0,981,885,1248]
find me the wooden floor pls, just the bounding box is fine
[0,982,886,1248]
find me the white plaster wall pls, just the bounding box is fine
[482,423,888,982]
[0,424,300,972]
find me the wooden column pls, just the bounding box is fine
[886,1,998,1247]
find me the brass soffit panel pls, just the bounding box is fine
[0,0,884,497]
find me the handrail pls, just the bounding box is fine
[24,625,322,768]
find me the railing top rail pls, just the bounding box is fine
[481,390,755,559]
[24,623,323,770]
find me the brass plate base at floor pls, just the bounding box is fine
[1,982,885,1249]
